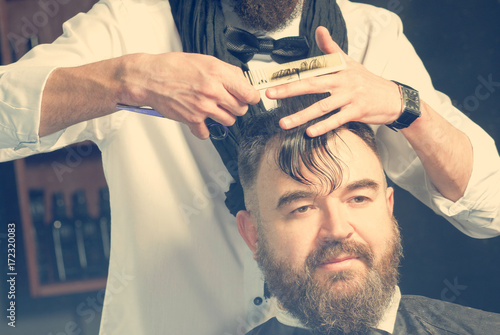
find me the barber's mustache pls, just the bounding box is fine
[306,240,375,272]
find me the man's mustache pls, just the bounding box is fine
[306,240,375,273]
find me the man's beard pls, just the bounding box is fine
[256,218,402,334]
[232,0,302,32]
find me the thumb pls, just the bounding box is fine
[315,26,345,55]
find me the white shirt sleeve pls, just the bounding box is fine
[340,1,500,238]
[0,0,177,158]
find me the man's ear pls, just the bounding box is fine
[236,210,259,260]
[386,186,394,216]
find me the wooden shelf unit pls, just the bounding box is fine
[14,143,109,297]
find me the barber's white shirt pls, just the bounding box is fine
[0,0,499,334]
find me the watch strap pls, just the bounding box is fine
[387,81,421,131]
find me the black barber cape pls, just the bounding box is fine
[247,295,500,335]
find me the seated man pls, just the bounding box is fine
[235,94,500,334]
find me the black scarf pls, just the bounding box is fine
[168,0,348,215]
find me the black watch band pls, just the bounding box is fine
[386,81,421,131]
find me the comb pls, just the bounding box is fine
[244,53,346,90]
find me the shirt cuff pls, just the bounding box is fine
[0,65,58,150]
[426,121,500,237]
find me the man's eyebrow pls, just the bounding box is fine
[276,190,317,210]
[345,179,380,192]
[275,179,379,209]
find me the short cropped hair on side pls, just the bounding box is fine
[237,93,379,212]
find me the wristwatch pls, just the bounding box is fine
[386,81,421,131]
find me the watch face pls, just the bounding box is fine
[403,87,420,114]
[387,82,421,129]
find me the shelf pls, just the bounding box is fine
[35,278,107,297]
[16,142,106,222]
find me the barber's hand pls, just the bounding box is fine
[266,26,402,137]
[119,52,260,139]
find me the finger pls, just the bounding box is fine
[266,75,338,99]
[305,108,356,137]
[223,66,261,105]
[216,89,251,117]
[188,122,210,140]
[209,107,238,127]
[180,91,239,126]
[279,94,351,129]
[315,26,345,56]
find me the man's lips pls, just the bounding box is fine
[318,255,361,270]
[322,255,359,265]
[307,241,374,273]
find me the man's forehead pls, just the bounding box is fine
[256,129,384,195]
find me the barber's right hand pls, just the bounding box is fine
[117,52,260,139]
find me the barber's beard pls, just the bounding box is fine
[232,0,302,32]
[256,219,402,334]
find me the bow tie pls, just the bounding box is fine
[224,26,310,64]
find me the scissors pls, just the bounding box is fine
[116,104,229,140]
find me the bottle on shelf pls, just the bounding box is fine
[73,190,107,278]
[28,189,53,283]
[51,192,82,281]
[98,187,111,261]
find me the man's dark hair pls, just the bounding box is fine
[238,93,378,209]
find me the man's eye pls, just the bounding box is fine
[350,196,369,204]
[292,206,311,214]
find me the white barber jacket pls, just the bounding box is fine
[0,0,499,334]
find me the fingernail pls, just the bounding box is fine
[267,88,276,97]
[280,118,290,129]
[307,127,317,137]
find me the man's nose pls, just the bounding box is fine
[317,204,354,241]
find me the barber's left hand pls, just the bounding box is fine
[266,26,402,137]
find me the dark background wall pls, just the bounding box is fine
[0,0,499,334]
